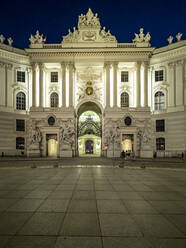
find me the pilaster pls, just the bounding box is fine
[136,61,141,107]
[113,62,118,107]
[143,62,148,107]
[38,63,44,107]
[61,62,66,107]
[31,63,37,107]
[104,62,111,108]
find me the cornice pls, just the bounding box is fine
[150,46,186,64]
[0,48,30,65]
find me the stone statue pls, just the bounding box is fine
[29,30,46,44]
[7,37,13,46]
[176,32,182,42]
[137,121,152,150]
[133,28,151,46]
[62,8,117,44]
[100,27,107,38]
[78,8,100,28]
[144,32,151,42]
[30,121,42,145]
[167,36,173,44]
[0,34,5,44]
[105,120,120,147]
[60,121,75,148]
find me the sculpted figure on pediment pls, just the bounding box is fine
[176,32,182,41]
[0,34,5,44]
[7,37,13,46]
[133,28,151,46]
[29,30,46,45]
[78,8,100,28]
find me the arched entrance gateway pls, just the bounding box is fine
[76,101,102,157]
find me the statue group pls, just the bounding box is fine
[59,120,75,149]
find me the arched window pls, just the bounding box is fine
[50,93,59,108]
[121,92,129,107]
[16,92,26,110]
[154,91,165,110]
[156,137,165,150]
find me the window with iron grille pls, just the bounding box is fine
[16,92,26,110]
[155,70,164,82]
[154,91,165,110]
[50,92,59,107]
[156,137,165,150]
[156,120,165,132]
[16,119,25,131]
[16,137,25,150]
[17,71,25,83]
[51,72,58,83]
[121,92,129,107]
[121,71,129,82]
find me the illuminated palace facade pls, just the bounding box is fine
[0,9,186,158]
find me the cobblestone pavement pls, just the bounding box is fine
[0,166,186,247]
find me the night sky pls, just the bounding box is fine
[1,0,186,49]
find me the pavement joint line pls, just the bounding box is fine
[0,165,186,171]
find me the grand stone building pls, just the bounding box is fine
[0,9,186,158]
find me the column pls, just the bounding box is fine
[105,62,111,107]
[61,63,66,107]
[113,62,118,107]
[143,62,148,107]
[69,63,74,107]
[39,63,44,107]
[136,61,141,107]
[26,67,31,109]
[31,63,36,107]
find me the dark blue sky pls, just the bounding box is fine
[1,0,186,49]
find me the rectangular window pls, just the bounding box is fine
[16,119,25,131]
[16,137,25,150]
[156,138,165,150]
[155,70,164,82]
[17,71,25,83]
[156,120,165,132]
[121,71,129,82]
[51,72,58,83]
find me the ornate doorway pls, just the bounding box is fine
[46,134,58,157]
[77,101,102,157]
[85,140,94,154]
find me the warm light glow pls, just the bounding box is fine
[48,139,58,157]
[122,139,132,151]
[78,135,101,156]
[29,71,32,108]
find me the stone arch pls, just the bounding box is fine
[76,101,103,157]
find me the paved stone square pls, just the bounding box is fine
[0,165,186,247]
